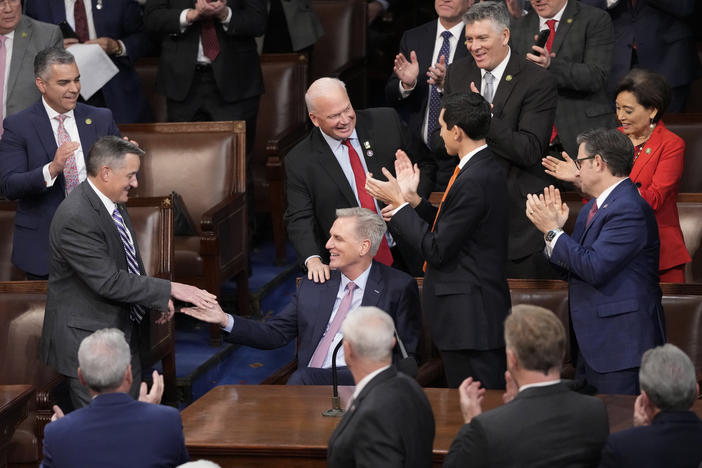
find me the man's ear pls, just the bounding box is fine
[309,112,320,129]
[124,364,133,388]
[35,77,46,94]
[77,367,87,387]
[359,238,371,257]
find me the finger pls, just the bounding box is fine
[410,50,418,63]
[470,81,479,94]
[139,381,148,399]
[380,167,397,182]
[438,55,446,65]
[323,265,331,280]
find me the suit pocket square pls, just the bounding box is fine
[597,299,638,318]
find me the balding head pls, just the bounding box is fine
[305,78,356,141]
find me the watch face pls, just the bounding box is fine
[545,230,557,242]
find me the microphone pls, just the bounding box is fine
[394,328,418,378]
[322,339,345,417]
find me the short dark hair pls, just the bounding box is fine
[441,92,491,140]
[463,1,510,32]
[576,128,634,177]
[86,136,145,177]
[615,69,671,124]
[34,47,75,79]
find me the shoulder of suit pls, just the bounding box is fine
[21,15,61,34]
[403,19,437,39]
[75,102,115,120]
[374,261,414,284]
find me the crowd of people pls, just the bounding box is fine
[0,0,700,466]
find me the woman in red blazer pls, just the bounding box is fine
[543,70,690,282]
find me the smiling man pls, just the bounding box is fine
[441,2,558,279]
[182,207,422,386]
[0,47,120,280]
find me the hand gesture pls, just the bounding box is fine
[139,370,164,404]
[394,51,419,90]
[306,257,331,283]
[526,35,554,68]
[542,152,578,185]
[458,377,485,424]
[394,150,421,207]
[170,282,217,309]
[50,405,65,422]
[505,0,523,18]
[469,81,494,109]
[525,185,569,234]
[180,301,229,327]
[365,169,405,208]
[427,55,446,89]
[85,37,120,55]
[49,141,81,178]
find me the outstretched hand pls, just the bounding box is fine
[542,151,579,185]
[365,168,405,208]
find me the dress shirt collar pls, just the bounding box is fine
[320,127,359,151]
[538,2,568,30]
[351,364,391,401]
[339,262,372,296]
[481,47,511,84]
[519,379,561,393]
[458,143,487,170]
[2,30,14,40]
[435,19,464,43]
[87,177,117,215]
[595,178,628,210]
[42,97,76,123]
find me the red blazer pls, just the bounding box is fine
[623,121,691,270]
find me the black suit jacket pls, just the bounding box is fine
[225,261,421,365]
[598,410,702,468]
[510,0,617,157]
[327,366,435,468]
[41,182,171,377]
[444,382,610,468]
[389,147,510,351]
[385,20,470,194]
[143,0,265,102]
[443,53,558,261]
[284,108,410,266]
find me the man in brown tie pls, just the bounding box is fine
[366,91,510,389]
[181,207,422,385]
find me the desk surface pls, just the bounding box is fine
[181,385,702,466]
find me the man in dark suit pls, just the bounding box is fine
[367,92,510,389]
[41,328,189,467]
[0,47,120,279]
[510,0,616,158]
[384,0,472,195]
[580,0,701,112]
[0,7,62,121]
[326,306,434,468]
[42,136,217,408]
[285,77,422,281]
[444,304,609,467]
[182,208,422,385]
[526,128,665,394]
[599,344,702,468]
[441,1,558,278]
[25,0,153,123]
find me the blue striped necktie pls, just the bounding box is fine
[112,207,146,323]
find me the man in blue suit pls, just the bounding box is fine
[41,328,189,468]
[526,127,665,394]
[182,207,422,385]
[0,47,119,279]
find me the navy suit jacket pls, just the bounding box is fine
[389,148,510,351]
[26,0,153,123]
[225,262,422,366]
[0,100,119,276]
[550,178,665,373]
[40,392,189,468]
[598,410,702,468]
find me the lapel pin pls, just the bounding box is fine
[85,118,92,125]
[645,147,651,154]
[603,203,608,209]
[567,18,573,23]
[96,0,103,9]
[505,75,513,82]
[363,141,373,157]
[21,31,28,38]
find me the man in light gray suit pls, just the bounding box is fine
[0,2,62,122]
[41,136,218,410]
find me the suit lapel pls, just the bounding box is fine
[74,104,97,152]
[360,262,382,308]
[31,100,61,163]
[80,182,128,269]
[7,17,32,98]
[419,21,439,70]
[490,55,520,116]
[312,129,358,207]
[628,124,662,183]
[579,180,631,242]
[454,26,469,60]
[550,1,578,55]
[354,114,384,183]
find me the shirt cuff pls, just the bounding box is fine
[544,231,564,257]
[398,79,415,98]
[389,202,409,217]
[117,40,127,57]
[43,163,57,187]
[222,313,234,333]
[304,255,322,268]
[179,9,190,32]
[220,7,232,29]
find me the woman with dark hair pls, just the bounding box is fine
[543,69,690,282]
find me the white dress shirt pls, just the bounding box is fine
[538,2,568,32]
[179,8,233,65]
[41,98,87,187]
[86,178,134,244]
[481,48,511,99]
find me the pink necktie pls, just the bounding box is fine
[56,115,80,194]
[0,36,6,138]
[309,282,356,368]
[586,201,598,226]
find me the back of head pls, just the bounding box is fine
[78,328,131,393]
[615,69,671,124]
[34,47,75,80]
[341,306,395,363]
[639,344,697,411]
[463,1,510,31]
[335,207,387,256]
[86,135,145,177]
[442,92,491,140]
[576,128,635,177]
[504,305,565,374]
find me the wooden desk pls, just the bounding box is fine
[182,385,702,467]
[0,385,33,468]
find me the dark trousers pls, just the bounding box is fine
[576,351,639,395]
[286,366,354,386]
[440,348,506,389]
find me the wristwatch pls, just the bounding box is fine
[544,228,563,243]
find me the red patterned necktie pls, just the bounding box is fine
[546,19,558,143]
[74,0,90,42]
[56,115,80,194]
[586,201,598,226]
[201,19,220,61]
[342,139,393,266]
[423,164,461,272]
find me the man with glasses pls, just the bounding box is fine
[525,127,665,395]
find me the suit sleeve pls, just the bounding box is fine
[225,0,267,37]
[597,437,624,468]
[225,293,299,349]
[637,136,684,212]
[547,10,614,93]
[550,207,650,287]
[113,0,149,63]
[0,124,50,200]
[49,24,64,48]
[143,0,187,35]
[394,276,421,358]
[648,0,696,17]
[443,421,489,468]
[351,408,408,467]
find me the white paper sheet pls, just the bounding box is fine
[67,43,119,100]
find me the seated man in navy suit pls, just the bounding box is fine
[41,328,189,468]
[182,207,422,385]
[599,344,702,468]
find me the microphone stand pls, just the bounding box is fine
[322,339,345,417]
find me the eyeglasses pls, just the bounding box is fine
[574,156,595,170]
